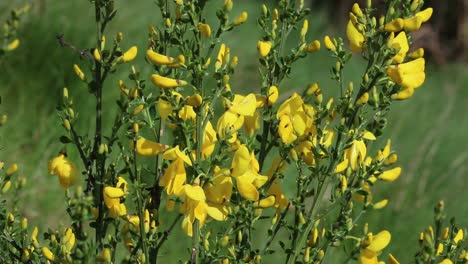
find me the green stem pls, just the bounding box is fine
[133,143,149,262]
[261,202,290,255]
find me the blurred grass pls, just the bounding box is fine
[0,0,467,262]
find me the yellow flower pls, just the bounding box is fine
[257,40,272,57]
[96,248,111,262]
[201,121,218,158]
[233,11,248,26]
[6,163,18,176]
[403,8,433,31]
[215,43,227,71]
[267,86,279,105]
[387,57,425,92]
[360,230,391,264]
[103,186,127,217]
[230,145,268,201]
[178,105,196,121]
[243,110,261,136]
[62,228,75,254]
[389,31,409,64]
[93,48,101,62]
[205,167,232,221]
[6,38,20,51]
[379,167,401,182]
[276,93,312,144]
[384,18,404,32]
[146,50,174,65]
[305,40,320,53]
[157,98,173,120]
[198,23,212,38]
[439,259,453,264]
[454,229,464,244]
[346,20,365,52]
[217,111,243,140]
[73,64,85,81]
[180,184,209,237]
[228,93,257,116]
[120,46,138,63]
[42,247,55,262]
[151,74,188,89]
[48,154,78,189]
[323,35,336,51]
[132,137,166,157]
[159,157,187,197]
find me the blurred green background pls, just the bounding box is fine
[1,0,467,262]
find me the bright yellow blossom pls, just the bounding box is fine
[151,74,188,88]
[132,137,166,157]
[120,46,138,63]
[233,12,248,26]
[257,40,272,57]
[360,230,391,264]
[387,58,425,90]
[48,153,78,189]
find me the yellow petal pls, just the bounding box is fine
[181,215,193,237]
[384,18,404,32]
[391,31,409,64]
[42,247,55,261]
[229,94,257,116]
[231,145,251,177]
[151,74,188,89]
[367,230,391,252]
[391,88,415,100]
[379,167,401,182]
[256,196,276,208]
[233,11,248,26]
[415,8,433,23]
[257,40,272,57]
[133,137,166,157]
[184,185,206,201]
[454,229,464,244]
[360,249,378,264]
[121,46,138,63]
[324,35,336,51]
[157,99,173,120]
[236,175,259,201]
[403,15,423,31]
[373,199,388,209]
[335,159,349,173]
[346,20,364,52]
[206,203,230,221]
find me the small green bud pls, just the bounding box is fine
[63,119,71,131]
[21,217,28,230]
[220,236,229,247]
[261,4,268,17]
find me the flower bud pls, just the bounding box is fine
[220,235,229,247]
[8,213,15,224]
[73,64,85,81]
[6,163,18,176]
[2,181,11,193]
[63,87,69,100]
[324,36,336,51]
[132,104,144,115]
[117,32,123,42]
[63,119,71,131]
[224,0,233,12]
[233,12,248,26]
